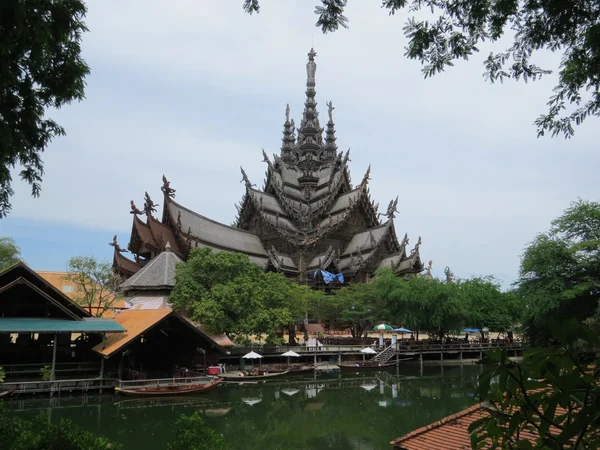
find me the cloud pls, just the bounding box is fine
[6,0,600,288]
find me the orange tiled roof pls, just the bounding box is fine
[92,309,172,358]
[37,271,128,309]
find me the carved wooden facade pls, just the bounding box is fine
[113,49,425,286]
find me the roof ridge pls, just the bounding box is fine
[390,403,485,445]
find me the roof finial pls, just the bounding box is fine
[285,103,290,122]
[307,48,317,86]
[165,241,172,252]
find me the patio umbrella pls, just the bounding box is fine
[393,327,412,334]
[463,328,480,333]
[242,398,262,406]
[361,384,377,392]
[242,351,262,368]
[360,347,377,361]
[281,350,301,365]
[372,324,393,332]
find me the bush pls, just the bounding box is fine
[0,405,121,450]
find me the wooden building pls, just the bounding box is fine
[112,48,425,287]
[0,262,126,381]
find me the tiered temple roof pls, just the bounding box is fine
[114,49,425,285]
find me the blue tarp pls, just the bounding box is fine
[463,328,481,333]
[314,270,344,285]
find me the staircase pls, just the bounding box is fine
[371,345,396,363]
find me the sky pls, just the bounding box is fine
[1,1,598,288]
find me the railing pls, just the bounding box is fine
[223,341,523,357]
[2,362,100,376]
[372,345,396,363]
[114,376,217,390]
[396,342,523,353]
[2,377,112,395]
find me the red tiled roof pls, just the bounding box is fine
[391,403,486,450]
[391,399,571,450]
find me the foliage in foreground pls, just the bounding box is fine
[243,0,600,138]
[1,0,90,217]
[0,406,119,450]
[0,237,22,271]
[516,199,600,347]
[167,412,230,450]
[65,256,124,317]
[471,319,600,450]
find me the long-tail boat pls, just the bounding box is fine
[220,369,290,382]
[115,379,222,396]
[338,358,413,371]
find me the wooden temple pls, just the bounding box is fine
[113,48,425,286]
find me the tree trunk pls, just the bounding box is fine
[288,327,296,345]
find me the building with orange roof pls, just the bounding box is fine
[92,309,226,379]
[0,262,126,382]
[37,270,129,312]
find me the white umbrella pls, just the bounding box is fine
[281,350,301,365]
[242,350,262,368]
[361,384,377,392]
[242,398,262,406]
[360,346,377,361]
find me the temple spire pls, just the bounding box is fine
[324,100,337,159]
[280,103,296,162]
[297,48,322,154]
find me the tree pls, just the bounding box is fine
[1,1,90,217]
[0,237,22,271]
[460,277,522,337]
[65,256,123,317]
[517,199,600,346]
[243,0,600,138]
[169,248,315,344]
[470,319,600,450]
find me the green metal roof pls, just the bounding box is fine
[0,318,126,333]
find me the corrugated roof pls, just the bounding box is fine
[120,246,182,291]
[0,318,126,333]
[37,271,128,309]
[92,309,172,358]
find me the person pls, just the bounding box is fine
[464,333,469,342]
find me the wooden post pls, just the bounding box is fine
[50,332,58,381]
[440,349,444,365]
[419,352,423,367]
[460,351,463,364]
[99,357,105,394]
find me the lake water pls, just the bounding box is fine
[6,364,482,449]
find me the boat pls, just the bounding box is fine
[0,386,16,398]
[338,358,413,371]
[220,370,290,382]
[115,379,222,396]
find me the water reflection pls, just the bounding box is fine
[6,364,483,450]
